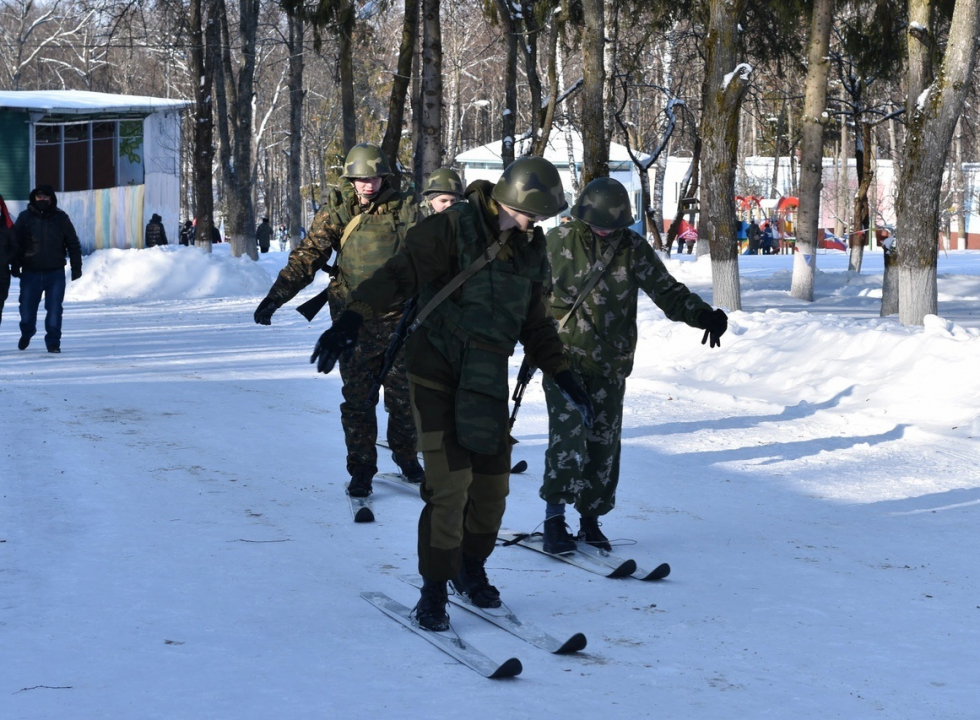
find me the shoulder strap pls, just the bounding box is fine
[338,212,365,251]
[556,235,622,331]
[408,238,504,334]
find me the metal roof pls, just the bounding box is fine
[0,90,191,116]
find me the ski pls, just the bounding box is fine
[572,541,671,581]
[361,591,522,679]
[399,575,586,654]
[376,442,527,474]
[375,472,422,492]
[497,531,637,578]
[345,484,374,523]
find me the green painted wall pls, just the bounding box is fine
[0,109,30,200]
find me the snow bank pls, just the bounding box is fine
[67,244,276,302]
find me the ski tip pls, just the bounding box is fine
[639,562,671,581]
[554,632,588,654]
[608,559,638,578]
[489,657,523,679]
[510,460,528,474]
[354,507,375,523]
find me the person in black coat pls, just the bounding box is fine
[256,217,273,253]
[179,220,193,246]
[145,213,168,247]
[0,194,15,326]
[13,185,83,353]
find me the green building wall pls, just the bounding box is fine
[0,109,30,200]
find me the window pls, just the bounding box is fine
[92,122,115,189]
[63,124,90,192]
[35,125,61,189]
[34,119,144,192]
[118,121,144,186]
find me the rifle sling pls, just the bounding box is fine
[556,234,622,332]
[408,239,504,334]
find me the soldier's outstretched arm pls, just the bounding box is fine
[634,235,713,326]
[255,209,339,324]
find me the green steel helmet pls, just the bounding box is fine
[342,143,393,178]
[491,156,568,218]
[423,168,464,197]
[571,177,635,229]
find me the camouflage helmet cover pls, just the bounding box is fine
[342,143,393,178]
[491,156,568,218]
[571,177,635,229]
[423,168,464,197]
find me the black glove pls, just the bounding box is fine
[553,369,594,429]
[254,297,277,325]
[697,308,728,348]
[310,310,363,374]
[71,267,82,281]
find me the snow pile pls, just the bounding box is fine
[67,244,276,302]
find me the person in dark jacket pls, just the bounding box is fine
[144,213,168,248]
[13,185,83,353]
[256,217,273,253]
[179,220,194,246]
[0,194,15,326]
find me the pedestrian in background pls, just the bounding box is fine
[12,185,83,353]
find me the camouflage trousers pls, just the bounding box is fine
[410,381,511,582]
[540,371,625,517]
[332,300,417,475]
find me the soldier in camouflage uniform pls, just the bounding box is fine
[311,157,595,631]
[541,177,728,554]
[253,143,422,496]
[421,168,464,215]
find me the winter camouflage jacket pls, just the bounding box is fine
[264,179,417,315]
[547,219,712,379]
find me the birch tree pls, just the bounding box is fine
[791,0,834,302]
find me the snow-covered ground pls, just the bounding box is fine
[2,244,978,718]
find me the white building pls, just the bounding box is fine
[455,127,649,231]
[0,90,191,252]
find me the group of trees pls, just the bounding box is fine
[3,0,979,326]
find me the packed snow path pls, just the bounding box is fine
[2,247,978,717]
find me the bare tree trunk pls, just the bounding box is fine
[602,0,618,149]
[495,0,517,168]
[382,0,419,180]
[792,0,833,302]
[416,0,443,186]
[770,100,785,196]
[338,1,356,153]
[557,37,578,195]
[953,118,967,250]
[896,0,980,326]
[581,0,608,186]
[213,0,259,260]
[848,122,872,273]
[287,12,305,249]
[189,0,217,253]
[519,0,543,152]
[699,0,750,310]
[532,14,561,157]
[837,120,848,239]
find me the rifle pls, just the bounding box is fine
[509,356,537,429]
[369,297,418,401]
